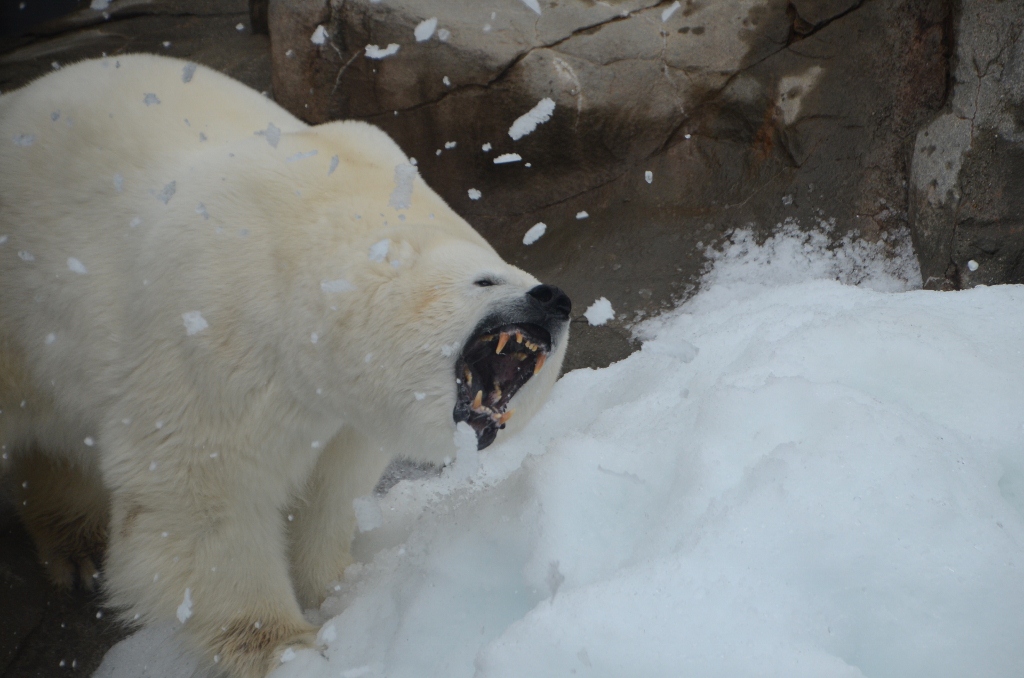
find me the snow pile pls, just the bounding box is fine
[96,226,1024,678]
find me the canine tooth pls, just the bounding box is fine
[515,330,523,344]
[464,368,473,385]
[498,409,514,425]
[472,390,483,409]
[534,353,546,375]
[496,332,509,353]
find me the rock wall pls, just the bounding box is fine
[268,0,966,367]
[910,1,1024,289]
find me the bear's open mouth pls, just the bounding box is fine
[453,323,552,450]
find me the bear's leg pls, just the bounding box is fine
[9,451,109,590]
[104,451,317,678]
[289,428,391,608]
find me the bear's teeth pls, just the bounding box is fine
[515,330,523,344]
[534,353,547,375]
[496,332,509,354]
[525,341,539,351]
[464,368,473,385]
[472,390,483,409]
[498,409,514,425]
[492,380,502,401]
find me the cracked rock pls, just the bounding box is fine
[909,0,1024,289]
[270,0,959,369]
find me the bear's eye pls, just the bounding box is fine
[474,278,498,287]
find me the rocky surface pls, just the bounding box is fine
[0,0,271,95]
[268,0,955,369]
[909,1,1024,289]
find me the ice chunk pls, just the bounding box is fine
[12,134,35,147]
[644,170,653,184]
[482,143,492,152]
[523,222,547,245]
[509,98,555,140]
[388,163,417,210]
[661,0,680,21]
[175,588,192,624]
[353,495,384,533]
[968,259,979,271]
[414,392,426,400]
[443,76,451,87]
[235,23,245,31]
[494,153,522,164]
[444,141,457,149]
[414,18,437,42]
[368,240,390,263]
[576,210,589,219]
[195,203,209,220]
[143,93,160,106]
[67,257,88,274]
[287,150,318,162]
[18,250,34,261]
[310,25,328,45]
[90,0,110,9]
[328,155,339,175]
[155,181,176,204]
[321,278,355,294]
[181,62,197,83]
[365,44,400,59]
[467,188,482,200]
[450,421,480,478]
[310,333,319,344]
[182,311,208,336]
[584,297,614,325]
[0,235,7,246]
[437,28,451,42]
[129,217,142,228]
[45,333,56,345]
[84,437,95,447]
[519,0,542,14]
[280,648,296,663]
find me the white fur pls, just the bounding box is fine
[0,55,567,677]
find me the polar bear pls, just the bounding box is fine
[0,55,570,677]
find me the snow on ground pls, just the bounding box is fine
[95,225,1024,678]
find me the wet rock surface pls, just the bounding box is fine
[909,0,1024,289]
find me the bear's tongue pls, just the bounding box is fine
[453,324,551,450]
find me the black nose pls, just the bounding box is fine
[527,284,572,319]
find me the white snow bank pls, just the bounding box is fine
[96,225,1024,678]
